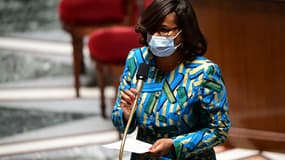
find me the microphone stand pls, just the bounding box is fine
[119,80,144,160]
[119,63,149,160]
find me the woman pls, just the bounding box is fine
[112,0,230,159]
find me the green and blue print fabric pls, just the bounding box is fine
[112,47,230,159]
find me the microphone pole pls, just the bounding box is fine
[119,63,149,160]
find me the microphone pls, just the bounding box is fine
[119,63,149,160]
[135,62,149,94]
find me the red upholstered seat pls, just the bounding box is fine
[57,0,153,118]
[57,0,135,99]
[58,0,125,25]
[86,0,153,118]
[88,26,140,64]
[88,26,140,118]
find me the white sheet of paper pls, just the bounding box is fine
[103,139,152,154]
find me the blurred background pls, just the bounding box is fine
[0,0,122,159]
[0,0,285,160]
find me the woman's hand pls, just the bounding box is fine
[120,88,137,121]
[148,138,175,157]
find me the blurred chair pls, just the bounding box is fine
[88,26,140,118]
[87,0,152,118]
[58,0,137,97]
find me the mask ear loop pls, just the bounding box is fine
[173,29,182,39]
[173,30,183,48]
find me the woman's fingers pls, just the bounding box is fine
[120,88,138,121]
[129,88,138,95]
[121,90,136,104]
[148,138,174,157]
[120,99,130,109]
[120,88,138,112]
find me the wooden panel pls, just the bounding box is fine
[192,0,285,152]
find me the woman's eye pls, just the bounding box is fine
[159,28,169,33]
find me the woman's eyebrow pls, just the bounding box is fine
[159,25,176,29]
[159,24,177,28]
[160,24,168,27]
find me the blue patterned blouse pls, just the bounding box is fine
[112,47,230,159]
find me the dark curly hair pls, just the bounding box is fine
[135,0,207,59]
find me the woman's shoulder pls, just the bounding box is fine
[126,46,152,64]
[185,56,222,76]
[128,46,150,56]
[185,56,215,67]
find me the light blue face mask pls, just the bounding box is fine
[148,30,182,57]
